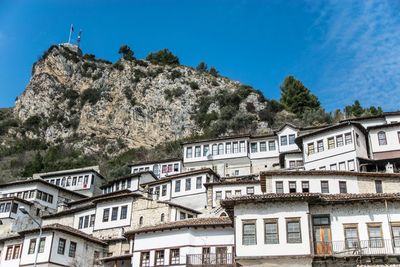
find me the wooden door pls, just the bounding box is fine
[314,225,332,255]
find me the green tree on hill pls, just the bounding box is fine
[280,75,320,116]
[118,45,135,61]
[146,49,179,66]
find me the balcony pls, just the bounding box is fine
[186,253,235,266]
[313,239,400,257]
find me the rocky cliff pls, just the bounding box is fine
[13,44,271,155]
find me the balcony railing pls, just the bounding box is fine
[313,239,400,257]
[186,253,235,266]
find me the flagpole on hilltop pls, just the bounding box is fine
[68,24,74,44]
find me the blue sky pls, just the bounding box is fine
[0,0,399,111]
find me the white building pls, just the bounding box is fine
[222,192,400,267]
[141,169,220,211]
[129,158,183,179]
[126,217,234,267]
[34,166,106,197]
[0,223,105,267]
[297,122,369,172]
[101,172,157,194]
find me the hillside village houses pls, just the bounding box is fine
[0,112,400,266]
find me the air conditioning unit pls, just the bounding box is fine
[385,163,394,173]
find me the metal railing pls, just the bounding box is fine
[186,253,234,266]
[313,239,400,257]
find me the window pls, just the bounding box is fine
[212,144,218,155]
[186,147,193,158]
[11,203,18,213]
[289,134,295,144]
[36,190,42,200]
[12,244,21,259]
[174,163,179,172]
[121,180,126,189]
[161,184,167,196]
[57,238,66,255]
[348,160,355,171]
[308,143,315,155]
[321,181,329,193]
[344,225,359,248]
[265,220,279,244]
[368,224,383,248]
[160,213,165,222]
[327,137,335,149]
[120,205,128,219]
[203,145,209,156]
[302,181,309,193]
[231,142,238,153]
[202,247,211,264]
[339,161,346,171]
[83,215,89,228]
[336,135,344,147]
[289,160,296,169]
[392,224,400,247]
[378,131,387,145]
[5,246,13,260]
[90,214,95,227]
[170,248,180,264]
[287,219,301,243]
[179,212,186,220]
[196,176,202,189]
[78,217,84,229]
[102,208,110,222]
[38,237,46,253]
[195,146,201,157]
[23,191,28,199]
[239,141,246,152]
[281,136,288,146]
[218,143,224,155]
[225,143,232,154]
[339,181,347,193]
[268,141,276,151]
[127,178,132,188]
[276,181,284,193]
[289,181,296,193]
[4,202,10,212]
[235,190,242,196]
[356,133,360,146]
[319,166,326,170]
[29,190,35,198]
[246,187,255,195]
[140,251,150,267]
[155,250,165,266]
[225,190,232,198]
[317,140,324,152]
[260,141,267,152]
[330,163,337,170]
[69,241,77,257]
[215,191,222,200]
[345,133,352,145]
[28,238,36,254]
[251,143,258,153]
[175,180,181,192]
[139,216,143,225]
[243,221,257,245]
[185,178,191,191]
[161,165,167,174]
[48,194,53,203]
[111,207,118,221]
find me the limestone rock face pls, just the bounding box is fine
[14,44,269,155]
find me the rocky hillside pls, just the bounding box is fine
[13,44,271,155]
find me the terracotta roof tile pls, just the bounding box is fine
[124,217,232,236]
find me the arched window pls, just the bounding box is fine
[160,213,165,222]
[378,131,387,145]
[61,178,66,187]
[212,144,218,155]
[153,164,160,176]
[220,212,227,217]
[218,143,224,155]
[139,216,143,225]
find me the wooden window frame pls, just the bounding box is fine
[343,223,360,249]
[242,220,257,246]
[264,218,279,244]
[286,218,302,243]
[367,223,384,248]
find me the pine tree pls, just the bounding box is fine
[118,45,135,61]
[196,62,208,72]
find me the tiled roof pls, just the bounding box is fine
[99,253,133,262]
[37,166,106,180]
[68,189,133,206]
[182,134,251,145]
[124,217,232,236]
[19,223,107,245]
[42,204,96,219]
[221,193,400,208]
[340,111,400,123]
[141,168,219,186]
[156,200,201,214]
[0,196,34,206]
[367,122,400,130]
[204,180,260,187]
